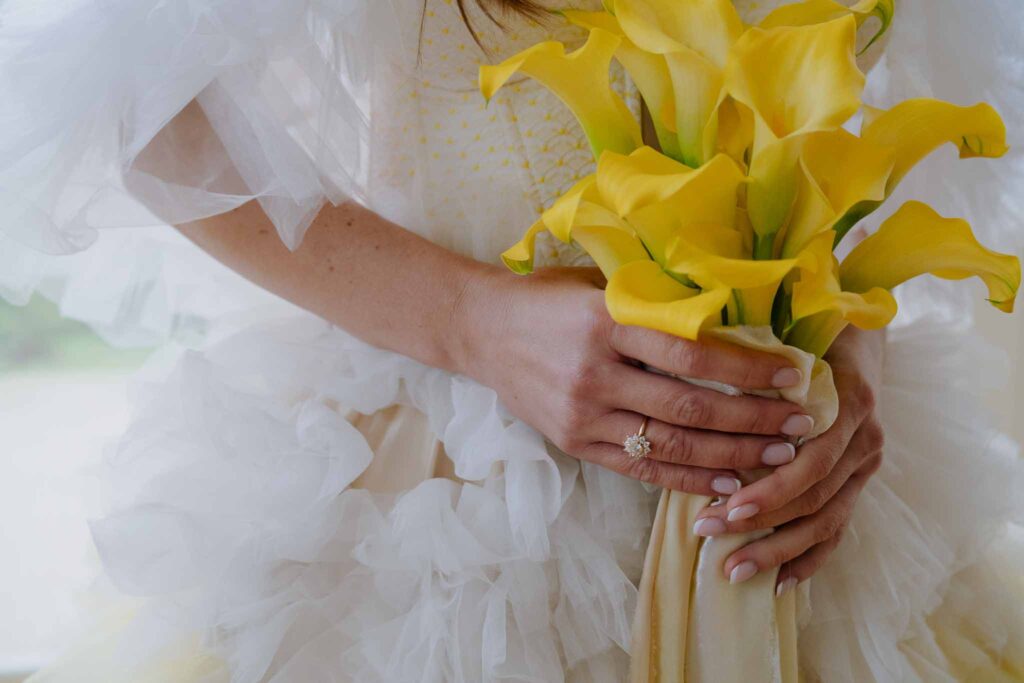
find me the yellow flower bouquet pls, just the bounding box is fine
[480,1,1019,679]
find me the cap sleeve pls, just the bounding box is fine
[0,0,381,340]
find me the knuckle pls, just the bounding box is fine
[667,467,699,493]
[736,358,764,389]
[629,457,663,487]
[747,406,778,435]
[670,340,706,375]
[803,484,833,515]
[863,419,886,453]
[725,439,751,470]
[807,453,833,482]
[670,391,713,428]
[662,428,696,465]
[814,511,846,544]
[851,375,877,415]
[556,406,590,452]
[862,452,884,477]
[565,360,603,403]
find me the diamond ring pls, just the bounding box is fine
[624,416,652,459]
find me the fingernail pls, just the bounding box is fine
[771,367,802,388]
[781,414,814,437]
[730,560,759,584]
[712,477,742,495]
[776,577,798,597]
[728,503,760,522]
[693,517,727,537]
[762,442,796,466]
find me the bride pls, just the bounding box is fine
[2,0,1022,681]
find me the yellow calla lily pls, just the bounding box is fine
[602,152,745,263]
[541,175,600,243]
[612,0,744,166]
[501,220,549,275]
[861,99,1009,195]
[606,260,731,340]
[479,28,642,160]
[725,16,865,252]
[573,224,652,278]
[759,0,894,53]
[716,97,755,168]
[786,231,898,355]
[664,230,815,325]
[561,10,684,161]
[595,148,743,217]
[781,129,894,256]
[502,193,649,278]
[840,201,1021,313]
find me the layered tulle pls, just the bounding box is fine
[3,0,1023,681]
[35,311,1020,683]
[80,317,657,682]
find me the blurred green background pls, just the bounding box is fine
[0,296,149,374]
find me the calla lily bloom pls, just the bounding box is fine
[781,129,894,257]
[759,0,894,52]
[725,15,865,255]
[821,99,1011,244]
[561,10,685,161]
[787,231,898,356]
[485,0,1016,362]
[841,201,1021,313]
[611,0,744,167]
[479,28,642,160]
[605,260,731,340]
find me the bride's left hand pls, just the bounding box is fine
[690,326,886,594]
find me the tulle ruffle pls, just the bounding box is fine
[86,316,657,682]
[60,311,1022,683]
[798,318,1024,682]
[0,0,379,254]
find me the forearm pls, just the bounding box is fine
[175,199,499,374]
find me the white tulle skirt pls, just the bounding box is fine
[25,309,1024,683]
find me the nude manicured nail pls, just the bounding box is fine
[693,517,727,537]
[728,503,760,522]
[762,442,796,466]
[771,367,802,388]
[776,578,798,598]
[712,477,742,495]
[781,414,814,437]
[730,560,759,584]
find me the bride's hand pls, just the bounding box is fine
[457,266,816,496]
[690,326,886,593]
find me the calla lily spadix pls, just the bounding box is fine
[482,0,1018,361]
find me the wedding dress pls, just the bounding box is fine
[2,0,1022,681]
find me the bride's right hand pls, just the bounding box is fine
[455,266,816,495]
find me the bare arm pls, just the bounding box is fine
[176,198,492,376]
[144,102,819,500]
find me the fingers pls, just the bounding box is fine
[692,423,878,534]
[608,325,804,392]
[579,442,740,496]
[721,472,868,587]
[716,413,863,523]
[604,365,813,437]
[597,411,797,472]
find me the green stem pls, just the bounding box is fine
[753,233,776,260]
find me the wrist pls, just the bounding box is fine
[446,261,516,380]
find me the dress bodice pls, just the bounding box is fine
[359,0,628,266]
